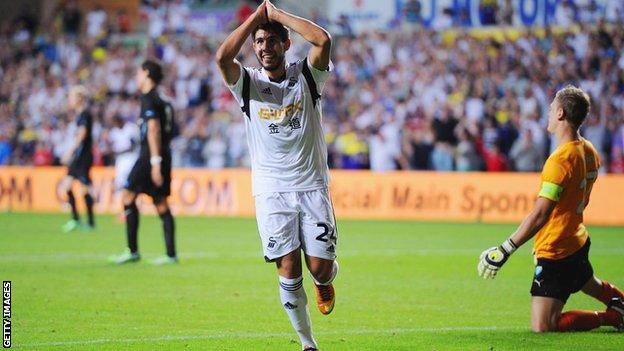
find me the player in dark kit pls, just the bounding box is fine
[60,86,96,233]
[109,60,178,265]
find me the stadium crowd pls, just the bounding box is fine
[1,0,624,173]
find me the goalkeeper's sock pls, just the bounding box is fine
[557,310,622,331]
[598,281,624,305]
[311,261,339,286]
[278,275,317,349]
[67,190,79,221]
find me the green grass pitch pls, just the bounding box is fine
[1,212,623,350]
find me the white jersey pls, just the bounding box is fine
[109,122,139,189]
[227,58,332,196]
[109,123,139,155]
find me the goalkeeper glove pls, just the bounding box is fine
[477,238,518,279]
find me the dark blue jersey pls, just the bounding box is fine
[139,89,174,159]
[73,109,93,162]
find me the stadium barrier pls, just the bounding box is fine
[1,166,623,225]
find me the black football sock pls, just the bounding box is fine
[159,210,176,257]
[67,190,79,221]
[124,203,139,254]
[84,194,95,226]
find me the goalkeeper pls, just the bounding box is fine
[477,86,624,332]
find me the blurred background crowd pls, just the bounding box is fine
[1,0,624,173]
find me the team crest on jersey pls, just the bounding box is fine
[287,77,297,88]
[268,124,280,135]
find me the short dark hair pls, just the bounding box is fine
[251,21,289,42]
[141,59,164,85]
[555,85,591,129]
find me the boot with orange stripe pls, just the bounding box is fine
[314,283,335,315]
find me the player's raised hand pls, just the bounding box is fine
[265,0,279,22]
[255,1,268,24]
[477,239,517,279]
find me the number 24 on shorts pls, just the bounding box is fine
[315,223,336,243]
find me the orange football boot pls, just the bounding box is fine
[314,283,335,315]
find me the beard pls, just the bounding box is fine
[256,52,285,72]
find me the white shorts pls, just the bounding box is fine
[114,152,138,189]
[255,188,337,262]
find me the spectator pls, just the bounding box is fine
[86,5,107,38]
[432,8,454,30]
[555,0,577,27]
[167,0,189,34]
[0,132,12,165]
[402,0,422,30]
[604,0,624,23]
[499,0,514,25]
[497,111,521,156]
[433,106,459,145]
[32,141,54,166]
[146,1,166,38]
[431,142,454,171]
[236,0,255,26]
[336,14,354,38]
[455,127,482,171]
[62,0,82,36]
[611,147,624,173]
[369,128,399,171]
[583,115,609,171]
[186,130,207,168]
[509,129,543,172]
[335,123,368,169]
[400,129,433,170]
[479,0,498,25]
[483,144,509,172]
[114,9,132,34]
[203,131,227,169]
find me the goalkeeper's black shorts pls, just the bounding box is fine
[530,238,593,304]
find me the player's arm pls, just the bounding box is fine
[266,0,331,70]
[215,1,267,85]
[478,158,566,279]
[509,197,556,246]
[477,198,556,279]
[479,155,568,279]
[147,118,163,186]
[62,126,87,165]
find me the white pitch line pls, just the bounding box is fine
[2,248,624,263]
[15,326,524,348]
[0,249,480,262]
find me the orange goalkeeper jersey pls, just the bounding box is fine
[533,138,600,260]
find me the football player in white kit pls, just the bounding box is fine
[109,115,139,192]
[108,115,139,220]
[216,1,338,350]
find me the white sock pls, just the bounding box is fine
[311,260,339,286]
[278,275,317,349]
